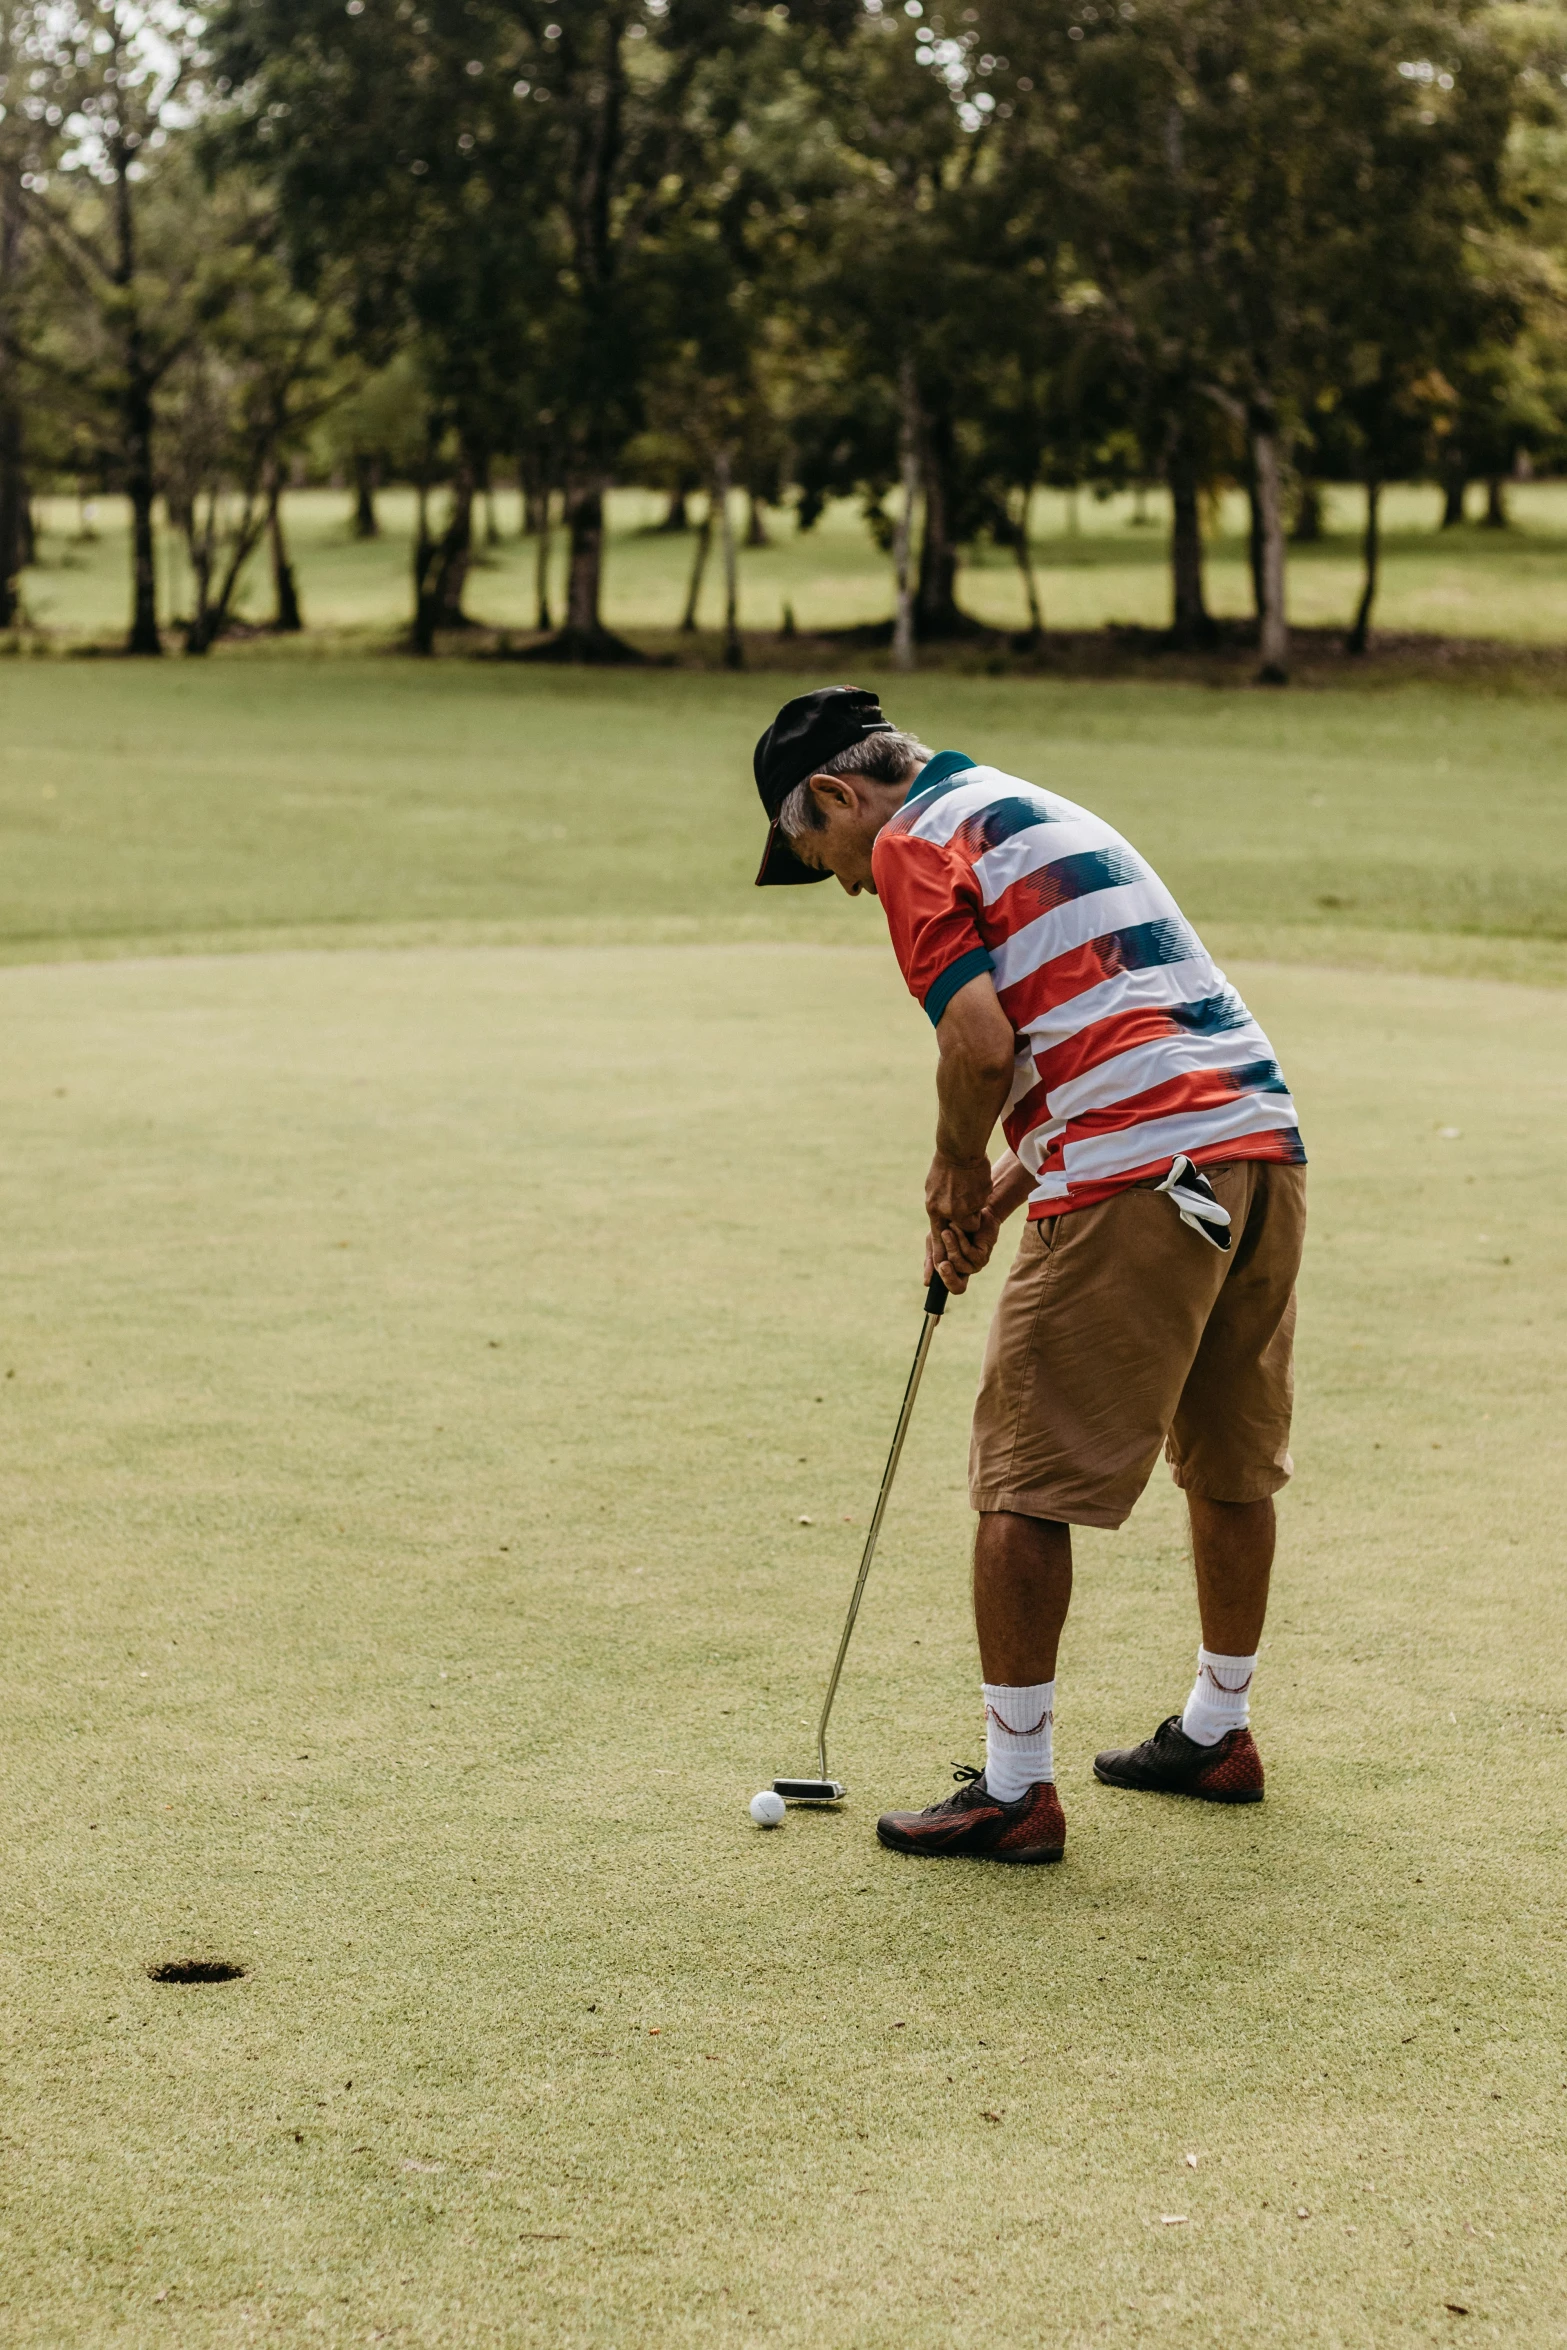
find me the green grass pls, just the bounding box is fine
[1,663,1564,984]
[3,943,1564,2347]
[20,479,1567,649]
[0,662,1564,2344]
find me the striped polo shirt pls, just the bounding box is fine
[871,752,1305,1216]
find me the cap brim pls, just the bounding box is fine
[755,820,832,887]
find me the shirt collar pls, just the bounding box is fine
[905,749,976,804]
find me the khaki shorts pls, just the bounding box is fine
[969,1161,1307,1529]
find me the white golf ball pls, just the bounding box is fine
[749,1789,786,1828]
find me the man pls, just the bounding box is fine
[752,686,1306,1865]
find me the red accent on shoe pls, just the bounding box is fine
[1193,1727,1265,1799]
[877,1774,1066,1863]
[993,1781,1066,1858]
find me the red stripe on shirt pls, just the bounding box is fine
[1025,1126,1304,1217]
[994,935,1156,1031]
[1056,1061,1267,1141]
[1028,1003,1191,1094]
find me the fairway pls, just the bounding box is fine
[1,663,1564,986]
[2,930,1564,2347]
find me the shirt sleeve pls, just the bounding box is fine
[872,829,993,1026]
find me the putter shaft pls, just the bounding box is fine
[814,1272,949,1784]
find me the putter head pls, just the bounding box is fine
[773,1777,846,1805]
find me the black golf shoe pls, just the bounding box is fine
[877,1765,1066,1863]
[1093,1715,1264,1804]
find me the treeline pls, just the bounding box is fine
[2,0,1566,674]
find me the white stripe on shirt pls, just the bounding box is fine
[989,876,1188,992]
[903,769,1090,849]
[1014,956,1234,1051]
[1057,1092,1302,1184]
[1047,1022,1283,1122]
[971,814,1122,907]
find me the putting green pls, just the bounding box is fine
[1,941,1562,2346]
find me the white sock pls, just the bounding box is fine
[982,1681,1055,1800]
[1181,1647,1257,1746]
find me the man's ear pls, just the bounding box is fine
[807,771,860,816]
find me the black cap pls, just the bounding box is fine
[752,685,894,886]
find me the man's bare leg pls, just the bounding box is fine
[1187,1493,1274,1654]
[875,1499,1072,1850]
[972,1509,1073,1684]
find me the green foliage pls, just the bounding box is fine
[5,0,1567,655]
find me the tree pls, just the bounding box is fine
[22,1,216,653]
[157,190,350,648]
[986,0,1513,679]
[784,0,1066,648]
[0,0,67,627]
[214,0,854,659]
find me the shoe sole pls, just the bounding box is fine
[876,1829,1065,1863]
[1092,1762,1262,1805]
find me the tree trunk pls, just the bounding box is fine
[1345,476,1380,656]
[0,394,23,629]
[181,492,217,655]
[352,452,380,539]
[915,406,973,639]
[1012,481,1043,648]
[1440,464,1467,528]
[715,451,742,669]
[520,451,550,539]
[409,461,476,651]
[1167,427,1213,648]
[565,476,605,634]
[892,354,919,671]
[182,474,267,655]
[0,180,23,625]
[112,130,161,656]
[125,375,161,654]
[1291,478,1323,543]
[410,462,441,656]
[268,464,303,632]
[514,473,638,660]
[1250,405,1289,683]
[745,492,770,548]
[656,485,690,533]
[433,457,475,630]
[1246,466,1265,627]
[534,490,553,631]
[680,500,712,631]
[1483,476,1508,530]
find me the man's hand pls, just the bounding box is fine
[925,1148,1033,1293]
[926,1148,993,1231]
[924,1204,1000,1294]
[924,1151,996,1294]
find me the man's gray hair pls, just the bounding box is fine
[777,729,933,839]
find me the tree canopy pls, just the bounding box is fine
[3,0,1565,671]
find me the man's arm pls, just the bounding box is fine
[924,972,1019,1291]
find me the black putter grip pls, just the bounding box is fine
[924,1270,950,1318]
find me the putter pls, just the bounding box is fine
[774,1269,950,1805]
